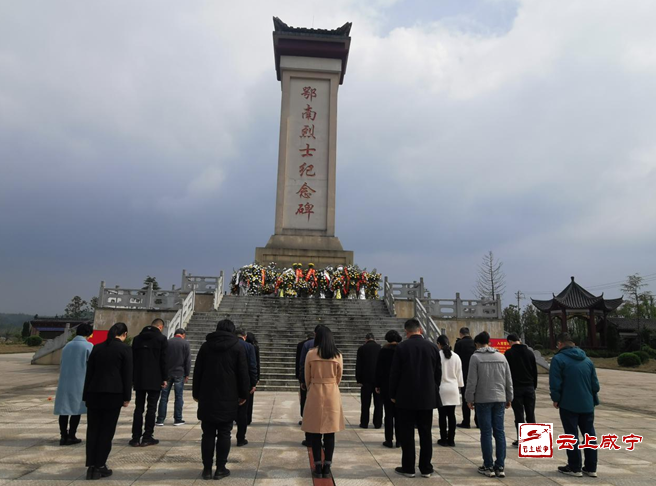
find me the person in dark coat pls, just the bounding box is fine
[357,333,382,428]
[131,318,168,447]
[246,332,260,425]
[454,327,477,428]
[390,319,442,478]
[375,329,402,448]
[193,319,250,480]
[235,328,258,447]
[296,332,314,424]
[504,333,538,447]
[83,322,133,480]
[156,328,191,426]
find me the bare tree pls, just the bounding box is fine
[475,251,506,301]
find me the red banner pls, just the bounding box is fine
[88,330,108,345]
[490,338,511,354]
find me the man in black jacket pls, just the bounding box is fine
[131,318,168,447]
[375,329,403,448]
[454,327,477,428]
[504,333,538,447]
[356,333,382,428]
[193,319,250,480]
[295,332,314,424]
[390,319,442,478]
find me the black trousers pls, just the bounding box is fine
[237,395,252,441]
[299,386,307,417]
[59,415,81,437]
[132,390,160,441]
[247,391,255,425]
[201,421,233,469]
[308,432,335,464]
[397,408,434,474]
[360,383,382,428]
[86,407,121,467]
[438,405,456,442]
[383,397,400,443]
[559,409,597,473]
[511,386,536,437]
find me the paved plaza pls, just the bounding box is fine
[0,354,655,486]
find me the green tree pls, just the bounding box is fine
[65,296,92,319]
[89,296,99,309]
[21,322,31,338]
[503,305,521,336]
[143,276,161,291]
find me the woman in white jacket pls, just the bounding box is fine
[437,334,464,447]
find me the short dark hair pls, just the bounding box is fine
[216,319,235,333]
[474,331,490,345]
[507,333,520,342]
[314,324,325,333]
[174,328,186,336]
[235,328,246,337]
[151,318,165,328]
[404,318,421,332]
[76,323,93,337]
[365,333,375,340]
[556,332,573,344]
[459,327,470,336]
[385,330,402,343]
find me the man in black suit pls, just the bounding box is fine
[390,319,442,478]
[356,333,382,428]
[131,318,168,447]
[454,327,477,428]
[295,332,314,425]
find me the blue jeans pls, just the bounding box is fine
[559,408,597,473]
[476,402,506,469]
[157,376,184,423]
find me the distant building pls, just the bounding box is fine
[607,317,656,339]
[29,317,93,340]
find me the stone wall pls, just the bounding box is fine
[32,346,63,365]
[93,308,177,337]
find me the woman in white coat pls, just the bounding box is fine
[436,334,464,447]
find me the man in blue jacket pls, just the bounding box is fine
[550,332,600,478]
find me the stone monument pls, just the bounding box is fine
[255,17,354,268]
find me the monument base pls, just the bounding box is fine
[255,234,353,268]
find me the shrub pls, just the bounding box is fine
[617,352,641,367]
[585,350,599,358]
[641,345,656,359]
[533,344,543,350]
[25,335,43,347]
[634,350,650,364]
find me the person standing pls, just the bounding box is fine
[246,332,260,425]
[465,331,513,478]
[193,319,250,480]
[83,322,132,480]
[131,318,168,447]
[54,323,94,446]
[235,328,257,447]
[296,332,314,425]
[504,333,537,447]
[436,334,464,447]
[302,326,345,479]
[454,327,476,429]
[156,328,191,426]
[356,333,382,429]
[550,332,600,478]
[390,319,442,478]
[299,324,325,446]
[374,329,402,448]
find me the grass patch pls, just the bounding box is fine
[0,344,42,354]
[590,356,656,373]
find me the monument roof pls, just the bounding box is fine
[273,17,352,38]
[531,277,623,312]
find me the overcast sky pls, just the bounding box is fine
[1,0,655,315]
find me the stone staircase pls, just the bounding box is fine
[185,295,407,391]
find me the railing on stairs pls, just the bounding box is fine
[414,297,442,343]
[383,277,395,316]
[166,290,195,339]
[213,271,225,311]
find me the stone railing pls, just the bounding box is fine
[181,270,220,294]
[425,293,502,319]
[383,277,396,316]
[166,290,195,339]
[31,324,74,364]
[414,298,442,343]
[98,282,181,310]
[387,279,429,300]
[213,271,225,310]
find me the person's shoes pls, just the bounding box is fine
[128,439,141,447]
[96,465,112,478]
[86,467,101,480]
[478,466,495,477]
[395,467,416,478]
[456,422,470,429]
[420,468,434,478]
[383,441,394,448]
[141,438,159,447]
[202,467,212,480]
[582,467,598,478]
[213,467,230,480]
[302,440,309,447]
[60,437,69,446]
[173,420,186,426]
[66,436,82,445]
[374,425,382,429]
[322,464,332,478]
[437,439,448,447]
[359,424,368,429]
[395,442,401,448]
[312,464,323,478]
[512,440,519,448]
[447,441,456,447]
[495,467,505,478]
[237,439,248,447]
[558,465,582,477]
[155,421,165,426]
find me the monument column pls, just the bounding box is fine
[255,18,354,268]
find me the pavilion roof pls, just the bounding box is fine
[531,277,623,313]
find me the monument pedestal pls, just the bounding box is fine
[256,234,353,268]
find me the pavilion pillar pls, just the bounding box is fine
[600,311,607,347]
[589,309,597,347]
[549,314,555,349]
[561,309,568,333]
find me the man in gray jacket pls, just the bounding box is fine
[465,331,513,478]
[156,328,191,426]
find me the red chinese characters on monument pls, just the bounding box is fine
[295,86,320,222]
[296,182,316,199]
[299,163,315,177]
[302,86,317,101]
[302,104,317,121]
[299,144,316,157]
[296,202,315,221]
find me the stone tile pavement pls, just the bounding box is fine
[0,353,655,485]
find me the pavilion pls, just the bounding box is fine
[531,277,623,348]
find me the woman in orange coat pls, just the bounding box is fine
[301,326,345,478]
